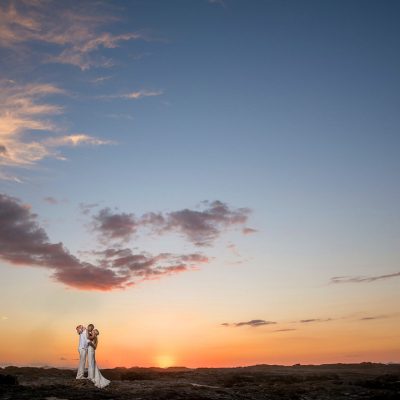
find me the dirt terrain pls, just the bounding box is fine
[1,362,399,399]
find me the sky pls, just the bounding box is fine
[0,0,399,369]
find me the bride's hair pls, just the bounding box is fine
[94,329,99,335]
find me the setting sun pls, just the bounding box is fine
[156,355,176,369]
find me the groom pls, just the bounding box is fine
[75,323,94,379]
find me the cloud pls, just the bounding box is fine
[298,318,333,323]
[79,202,100,215]
[44,133,114,147]
[141,200,252,246]
[91,207,138,243]
[97,89,164,101]
[43,196,58,205]
[90,76,112,84]
[0,170,22,183]
[330,272,400,284]
[0,193,210,291]
[0,80,113,180]
[89,200,252,246]
[227,242,241,256]
[222,319,276,327]
[123,90,163,99]
[359,315,389,321]
[242,227,258,235]
[273,328,296,332]
[0,0,149,70]
[92,248,210,282]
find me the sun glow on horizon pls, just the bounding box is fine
[155,355,176,368]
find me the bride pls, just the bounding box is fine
[87,329,110,388]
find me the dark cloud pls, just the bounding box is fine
[90,200,253,246]
[93,248,209,280]
[91,207,138,242]
[330,272,400,284]
[0,193,127,290]
[43,196,58,205]
[0,144,7,154]
[359,315,388,321]
[273,328,297,332]
[299,318,333,323]
[139,200,252,246]
[0,193,209,291]
[222,319,276,327]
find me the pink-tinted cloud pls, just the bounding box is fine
[0,193,210,291]
[0,1,149,70]
[92,248,209,282]
[242,227,258,235]
[0,80,113,181]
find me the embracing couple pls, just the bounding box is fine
[75,324,110,389]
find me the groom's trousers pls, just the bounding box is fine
[76,348,87,379]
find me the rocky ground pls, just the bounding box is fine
[1,363,399,399]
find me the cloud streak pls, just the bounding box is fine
[0,193,210,291]
[222,319,276,327]
[359,315,389,321]
[330,272,400,284]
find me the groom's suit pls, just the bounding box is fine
[76,327,89,379]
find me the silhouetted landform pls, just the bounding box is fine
[1,362,399,399]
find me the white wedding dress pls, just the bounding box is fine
[88,344,110,388]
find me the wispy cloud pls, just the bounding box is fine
[122,90,164,99]
[90,76,112,84]
[298,318,333,323]
[222,319,276,327]
[359,315,390,321]
[0,0,150,70]
[0,193,210,291]
[97,89,164,101]
[273,328,296,332]
[330,272,400,284]
[79,202,100,215]
[0,80,114,181]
